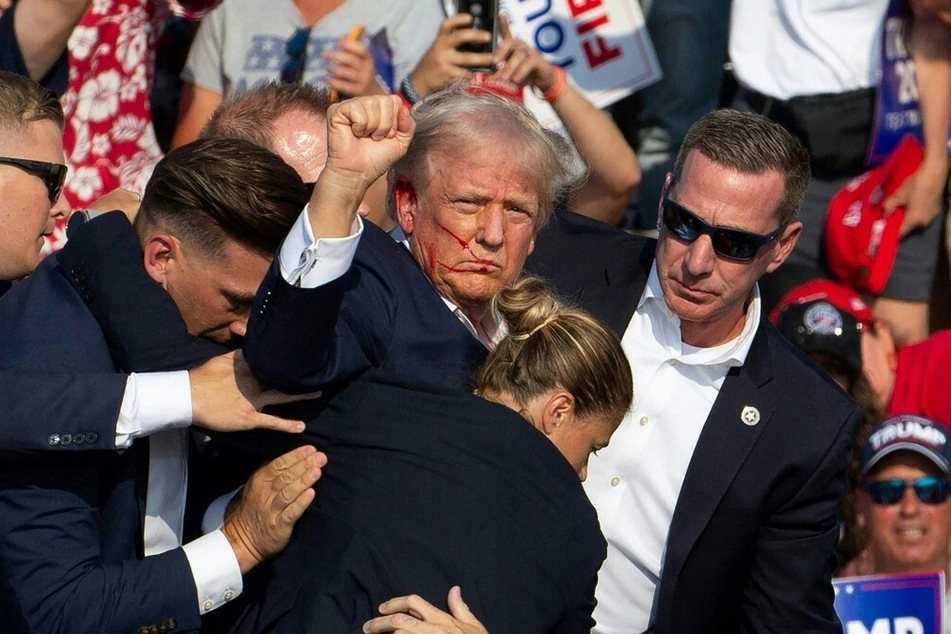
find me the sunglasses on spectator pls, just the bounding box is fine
[281,26,312,84]
[863,476,951,505]
[660,197,786,262]
[0,156,68,203]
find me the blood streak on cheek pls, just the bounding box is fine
[441,225,470,251]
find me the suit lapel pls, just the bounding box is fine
[659,321,775,601]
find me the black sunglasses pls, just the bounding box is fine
[281,27,312,84]
[0,156,68,203]
[660,197,786,262]
[863,476,951,505]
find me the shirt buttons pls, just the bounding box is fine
[223,589,235,601]
[669,359,679,366]
[202,599,214,612]
[610,476,621,487]
[639,416,649,426]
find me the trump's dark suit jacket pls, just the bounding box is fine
[53,213,607,633]
[526,210,861,633]
[244,219,488,394]
[0,248,207,633]
[228,372,605,634]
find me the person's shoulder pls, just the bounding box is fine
[758,319,858,413]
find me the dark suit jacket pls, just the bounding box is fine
[526,210,861,633]
[229,372,604,634]
[244,219,488,394]
[0,252,203,633]
[0,211,219,453]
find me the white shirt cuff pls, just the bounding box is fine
[115,372,192,449]
[201,487,242,535]
[278,204,363,287]
[182,529,243,614]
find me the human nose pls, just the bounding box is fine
[50,192,70,222]
[899,486,922,515]
[476,204,505,248]
[230,316,249,339]
[683,234,716,277]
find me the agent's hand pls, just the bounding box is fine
[406,14,495,98]
[222,445,326,574]
[189,350,320,434]
[363,587,489,633]
[89,188,142,224]
[323,37,389,98]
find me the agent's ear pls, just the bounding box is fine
[141,232,180,288]
[765,221,803,273]
[657,173,674,227]
[394,177,418,236]
[540,389,576,436]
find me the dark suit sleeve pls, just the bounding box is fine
[0,372,125,451]
[58,211,224,373]
[740,409,861,633]
[243,254,391,393]
[0,457,202,633]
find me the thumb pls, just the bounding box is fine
[447,586,478,623]
[881,179,912,216]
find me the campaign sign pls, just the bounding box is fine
[869,0,951,164]
[834,572,944,634]
[503,0,662,126]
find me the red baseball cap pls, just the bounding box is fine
[824,134,923,294]
[769,279,874,373]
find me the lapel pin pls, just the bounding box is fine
[740,405,760,426]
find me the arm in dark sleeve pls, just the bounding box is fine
[243,256,394,393]
[0,372,125,451]
[0,456,202,633]
[58,211,225,372]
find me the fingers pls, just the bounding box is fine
[377,594,441,620]
[446,587,477,623]
[334,95,405,140]
[439,13,475,35]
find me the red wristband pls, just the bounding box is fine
[537,66,567,103]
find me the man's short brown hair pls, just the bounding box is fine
[672,109,811,225]
[136,137,308,256]
[0,71,64,133]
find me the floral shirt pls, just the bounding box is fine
[49,0,213,251]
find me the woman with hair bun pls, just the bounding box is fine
[475,276,633,480]
[232,277,632,634]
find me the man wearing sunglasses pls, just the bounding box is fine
[524,108,862,633]
[855,415,951,586]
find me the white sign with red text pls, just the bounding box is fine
[503,0,661,126]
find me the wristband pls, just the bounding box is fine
[400,76,422,106]
[534,66,567,103]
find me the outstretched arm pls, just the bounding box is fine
[493,16,639,226]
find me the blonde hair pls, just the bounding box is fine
[475,276,633,420]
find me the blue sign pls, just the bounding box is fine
[834,572,944,634]
[869,0,951,165]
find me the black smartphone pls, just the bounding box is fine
[456,0,499,68]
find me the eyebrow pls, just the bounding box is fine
[221,288,257,307]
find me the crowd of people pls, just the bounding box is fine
[0,0,950,632]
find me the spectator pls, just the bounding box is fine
[0,0,92,94]
[850,415,951,609]
[172,0,442,147]
[729,0,951,345]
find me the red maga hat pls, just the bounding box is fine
[824,134,923,294]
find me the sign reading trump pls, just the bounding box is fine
[834,573,944,634]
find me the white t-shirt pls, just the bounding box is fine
[183,0,443,95]
[729,0,889,99]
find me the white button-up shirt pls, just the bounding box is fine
[586,264,762,632]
